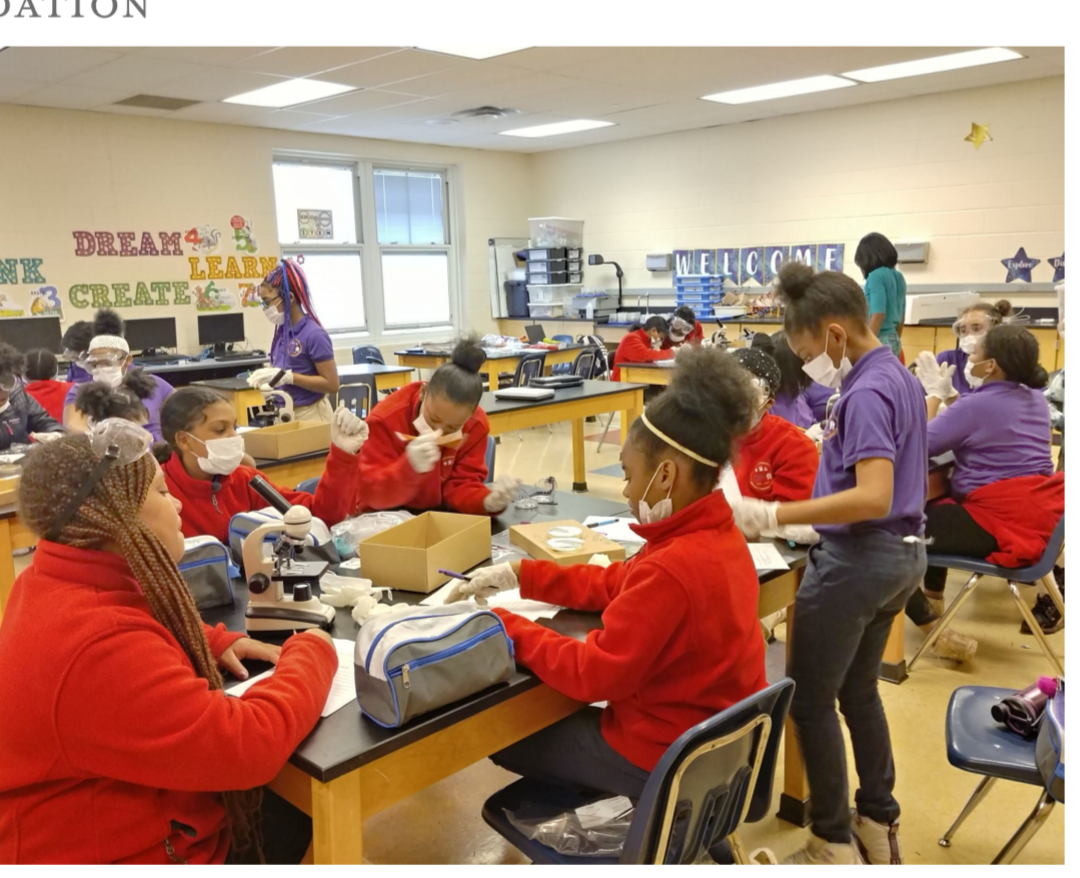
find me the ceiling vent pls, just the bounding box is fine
[113,94,202,111]
[453,105,520,120]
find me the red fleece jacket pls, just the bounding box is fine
[494,491,767,771]
[611,329,674,381]
[25,379,72,423]
[354,381,493,515]
[733,413,819,502]
[162,448,356,542]
[939,472,1064,567]
[0,542,337,864]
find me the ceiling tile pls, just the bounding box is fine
[290,88,426,115]
[0,78,45,102]
[382,61,532,98]
[237,109,344,130]
[13,84,138,111]
[232,47,403,78]
[170,102,266,124]
[73,55,209,91]
[496,47,627,72]
[0,47,123,83]
[326,49,473,89]
[149,67,291,102]
[139,47,276,65]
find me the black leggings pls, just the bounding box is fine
[905,502,998,627]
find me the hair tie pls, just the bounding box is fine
[640,412,719,468]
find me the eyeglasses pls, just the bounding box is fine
[260,295,281,310]
[0,375,17,393]
[952,320,990,338]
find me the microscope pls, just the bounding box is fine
[246,369,297,428]
[243,475,336,633]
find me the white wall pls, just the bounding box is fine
[0,104,532,361]
[528,76,1064,307]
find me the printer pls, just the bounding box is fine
[905,291,981,324]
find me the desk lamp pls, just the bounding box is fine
[588,254,624,302]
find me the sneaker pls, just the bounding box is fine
[749,848,779,865]
[925,593,945,617]
[782,835,864,865]
[1053,564,1064,594]
[852,810,903,865]
[929,628,979,663]
[1019,594,1063,635]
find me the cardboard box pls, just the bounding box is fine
[509,519,627,567]
[358,512,492,593]
[241,421,330,460]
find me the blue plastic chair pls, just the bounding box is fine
[909,517,1064,676]
[481,679,794,865]
[509,352,547,387]
[484,435,496,485]
[939,686,1063,863]
[352,344,385,365]
[551,336,576,375]
[296,477,320,495]
[337,378,375,420]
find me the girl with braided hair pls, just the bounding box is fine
[247,258,340,423]
[0,424,337,864]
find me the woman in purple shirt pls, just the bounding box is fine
[935,299,1012,397]
[732,263,927,866]
[248,258,340,423]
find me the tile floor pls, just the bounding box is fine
[12,416,1062,865]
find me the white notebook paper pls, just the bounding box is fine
[226,638,356,718]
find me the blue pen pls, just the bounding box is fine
[586,519,620,528]
[438,568,470,581]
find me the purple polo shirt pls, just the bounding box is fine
[771,392,815,429]
[803,381,834,421]
[270,314,335,408]
[814,346,928,537]
[63,370,173,443]
[927,381,1053,498]
[66,362,92,384]
[937,348,975,397]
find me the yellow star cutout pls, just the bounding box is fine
[964,123,992,150]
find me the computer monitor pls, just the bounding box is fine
[197,313,247,355]
[0,317,63,354]
[125,317,178,354]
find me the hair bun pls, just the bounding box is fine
[778,262,814,301]
[450,335,487,374]
[994,299,1014,318]
[94,308,125,337]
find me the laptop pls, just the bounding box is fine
[525,323,547,344]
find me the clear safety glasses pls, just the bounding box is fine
[952,320,991,338]
[0,374,17,393]
[84,353,126,370]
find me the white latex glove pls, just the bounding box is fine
[732,498,780,540]
[30,432,64,444]
[444,562,518,606]
[403,430,442,474]
[247,366,293,389]
[331,402,368,454]
[765,523,820,546]
[914,351,955,401]
[318,574,377,608]
[483,474,521,513]
[804,422,825,444]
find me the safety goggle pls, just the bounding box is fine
[952,320,990,338]
[85,354,126,370]
[44,419,152,541]
[65,349,89,366]
[0,374,17,393]
[260,295,282,310]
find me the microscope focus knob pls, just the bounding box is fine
[293,583,312,603]
[249,573,271,595]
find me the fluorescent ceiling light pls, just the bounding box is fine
[701,75,856,105]
[500,119,615,138]
[223,78,355,108]
[415,45,532,60]
[843,47,1024,83]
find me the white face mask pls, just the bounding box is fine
[264,307,286,326]
[964,359,989,390]
[413,407,463,446]
[958,335,982,355]
[91,365,124,389]
[801,328,852,390]
[0,401,9,416]
[637,463,674,525]
[187,434,246,476]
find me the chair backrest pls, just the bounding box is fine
[296,476,321,494]
[338,378,375,419]
[578,335,610,378]
[1021,515,1066,581]
[352,344,385,365]
[484,435,496,484]
[619,678,795,865]
[572,348,597,380]
[512,352,547,387]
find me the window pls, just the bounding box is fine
[271,158,458,339]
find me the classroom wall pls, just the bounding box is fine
[527,76,1065,308]
[0,104,532,362]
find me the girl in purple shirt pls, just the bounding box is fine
[732,263,927,866]
[935,299,1012,397]
[248,259,341,423]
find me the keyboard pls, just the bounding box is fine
[216,352,265,362]
[136,356,188,366]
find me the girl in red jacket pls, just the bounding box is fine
[731,347,819,503]
[610,315,674,381]
[446,346,767,804]
[0,424,338,864]
[158,386,366,542]
[23,349,72,422]
[355,336,519,516]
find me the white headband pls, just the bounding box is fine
[640,412,719,468]
[88,334,129,354]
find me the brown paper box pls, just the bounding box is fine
[241,421,330,460]
[509,518,627,566]
[358,512,492,593]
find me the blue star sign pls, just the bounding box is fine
[1049,252,1065,283]
[1001,247,1040,283]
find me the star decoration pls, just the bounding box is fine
[964,123,993,150]
[1001,247,1041,283]
[1049,252,1065,283]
